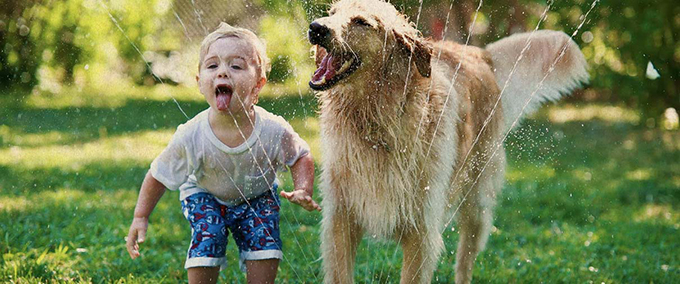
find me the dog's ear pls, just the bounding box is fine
[393,31,432,78]
[413,40,432,78]
[312,45,327,67]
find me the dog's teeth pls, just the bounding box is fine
[339,59,352,73]
[312,77,326,85]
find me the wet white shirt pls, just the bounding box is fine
[150,106,310,206]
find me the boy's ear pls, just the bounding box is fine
[254,77,267,93]
[252,77,267,105]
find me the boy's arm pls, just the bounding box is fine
[280,153,321,211]
[126,171,167,259]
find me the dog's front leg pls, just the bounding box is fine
[320,205,363,284]
[400,227,444,284]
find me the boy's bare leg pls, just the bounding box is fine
[188,267,220,284]
[246,259,279,284]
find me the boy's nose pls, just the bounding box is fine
[216,67,228,78]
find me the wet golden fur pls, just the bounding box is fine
[312,1,588,283]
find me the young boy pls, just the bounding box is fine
[125,23,320,283]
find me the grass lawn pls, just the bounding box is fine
[1,85,678,283]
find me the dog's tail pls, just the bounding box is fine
[486,30,589,131]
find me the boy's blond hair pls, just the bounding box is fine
[198,22,270,80]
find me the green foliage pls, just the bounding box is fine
[259,8,313,84]
[0,0,182,91]
[101,0,182,83]
[395,0,679,117]
[538,0,678,117]
[0,1,43,89]
[4,0,677,116]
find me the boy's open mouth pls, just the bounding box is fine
[309,46,361,91]
[215,84,233,111]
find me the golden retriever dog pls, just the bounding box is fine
[307,0,588,283]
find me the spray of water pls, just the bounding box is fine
[226,90,321,280]
[171,5,193,42]
[289,60,310,123]
[424,0,484,159]
[445,0,554,208]
[384,0,597,278]
[206,145,303,281]
[398,0,426,106]
[189,0,209,35]
[99,1,318,280]
[443,0,601,230]
[413,0,457,139]
[390,0,486,264]
[98,0,189,119]
[101,0,599,279]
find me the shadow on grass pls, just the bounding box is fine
[0,162,149,196]
[0,95,318,148]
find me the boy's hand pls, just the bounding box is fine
[126,217,148,259]
[280,189,321,212]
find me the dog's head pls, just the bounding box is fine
[308,0,432,91]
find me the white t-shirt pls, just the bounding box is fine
[150,106,310,206]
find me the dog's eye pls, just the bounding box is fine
[351,17,371,27]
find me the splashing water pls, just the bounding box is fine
[443,0,601,230]
[425,0,484,159]
[98,0,189,119]
[389,0,487,262]
[101,0,601,279]
[444,0,555,211]
[227,91,320,281]
[399,0,426,103]
[190,0,208,35]
[172,6,193,42]
[287,58,310,122]
[98,1,320,280]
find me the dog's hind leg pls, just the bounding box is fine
[454,198,490,283]
[454,155,504,284]
[321,206,363,284]
[400,227,444,284]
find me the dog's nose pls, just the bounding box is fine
[308,22,331,45]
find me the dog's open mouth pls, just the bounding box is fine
[215,84,233,111]
[309,47,361,91]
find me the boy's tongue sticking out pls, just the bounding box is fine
[215,85,232,111]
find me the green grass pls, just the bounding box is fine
[1,85,678,283]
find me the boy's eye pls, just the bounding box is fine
[231,65,243,70]
[207,64,218,69]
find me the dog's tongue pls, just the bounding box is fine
[312,54,330,82]
[312,53,342,82]
[216,93,231,111]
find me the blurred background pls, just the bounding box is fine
[1,0,678,117]
[1,0,678,282]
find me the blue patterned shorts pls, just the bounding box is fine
[180,187,282,271]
